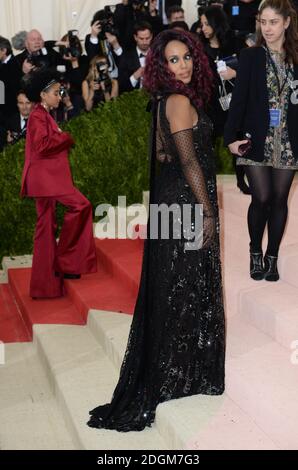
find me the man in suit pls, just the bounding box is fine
[6,91,33,145]
[118,22,153,93]
[15,30,63,76]
[0,36,23,118]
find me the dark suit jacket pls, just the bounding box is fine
[6,113,23,133]
[15,47,63,75]
[21,104,74,197]
[0,56,23,117]
[224,46,298,162]
[118,48,142,93]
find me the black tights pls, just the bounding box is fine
[244,166,295,257]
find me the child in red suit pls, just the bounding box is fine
[21,70,97,298]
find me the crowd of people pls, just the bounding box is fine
[1,0,298,434]
[0,0,271,153]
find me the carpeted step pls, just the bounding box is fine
[64,261,137,321]
[0,283,31,343]
[94,238,143,298]
[8,268,85,340]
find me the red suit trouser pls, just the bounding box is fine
[30,188,97,298]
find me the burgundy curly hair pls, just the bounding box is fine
[143,29,213,109]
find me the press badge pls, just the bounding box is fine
[232,6,240,15]
[269,109,281,127]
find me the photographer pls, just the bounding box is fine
[6,91,33,145]
[82,55,119,111]
[118,21,153,93]
[114,0,163,48]
[15,30,64,76]
[58,31,88,110]
[52,78,83,123]
[0,36,22,118]
[85,9,123,80]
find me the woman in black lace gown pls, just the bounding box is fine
[88,30,225,432]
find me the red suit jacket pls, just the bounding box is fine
[21,103,75,197]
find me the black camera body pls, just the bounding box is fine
[9,128,26,145]
[27,50,50,69]
[96,61,110,84]
[59,85,68,99]
[91,7,118,39]
[61,30,82,59]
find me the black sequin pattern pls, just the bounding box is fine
[87,96,225,432]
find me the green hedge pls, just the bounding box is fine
[0,90,233,259]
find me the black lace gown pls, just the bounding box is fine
[87,96,225,432]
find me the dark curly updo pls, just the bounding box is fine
[21,68,61,103]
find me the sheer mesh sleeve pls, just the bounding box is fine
[172,128,215,247]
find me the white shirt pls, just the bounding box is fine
[130,48,148,88]
[2,54,12,64]
[20,115,28,130]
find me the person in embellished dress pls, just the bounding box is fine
[87,29,225,433]
[224,0,298,282]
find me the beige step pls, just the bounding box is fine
[33,323,168,450]
[0,342,75,450]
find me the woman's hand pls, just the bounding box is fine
[228,140,249,156]
[91,81,101,91]
[219,66,236,81]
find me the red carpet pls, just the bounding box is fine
[0,238,143,343]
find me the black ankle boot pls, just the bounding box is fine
[250,252,264,280]
[237,179,251,195]
[264,255,279,282]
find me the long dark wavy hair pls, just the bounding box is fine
[143,29,213,109]
[200,5,231,49]
[256,0,298,64]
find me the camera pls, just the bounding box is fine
[8,128,26,145]
[91,7,118,39]
[96,61,111,85]
[27,49,50,69]
[56,65,69,99]
[60,30,82,59]
[59,84,68,99]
